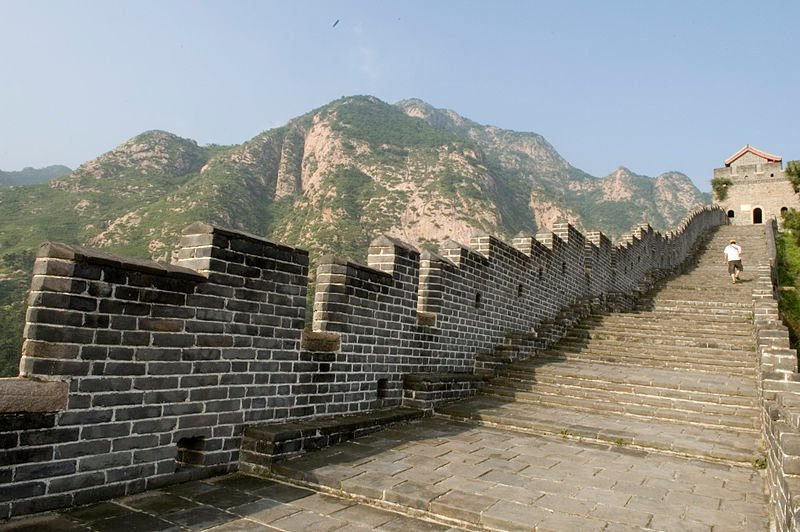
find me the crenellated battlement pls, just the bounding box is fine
[0,206,726,519]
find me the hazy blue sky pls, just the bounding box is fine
[1,0,799,191]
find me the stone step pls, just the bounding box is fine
[571,324,752,344]
[583,312,753,328]
[639,305,753,316]
[549,339,756,363]
[496,363,759,401]
[240,408,426,475]
[435,396,761,463]
[564,329,753,350]
[638,300,753,314]
[535,348,756,376]
[483,382,760,429]
[556,337,756,360]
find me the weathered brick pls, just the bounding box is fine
[162,402,203,416]
[14,460,76,481]
[105,463,155,483]
[110,315,138,330]
[152,304,194,319]
[133,445,177,463]
[18,427,79,447]
[143,390,188,404]
[55,439,111,459]
[24,324,94,344]
[197,334,234,347]
[80,422,131,440]
[57,410,112,426]
[83,314,110,328]
[0,446,53,467]
[72,483,127,506]
[112,434,159,451]
[122,331,151,346]
[30,291,96,312]
[131,418,178,434]
[140,290,186,306]
[178,414,219,429]
[152,333,194,347]
[87,281,113,297]
[21,340,80,360]
[181,348,221,361]
[29,275,87,294]
[114,285,141,301]
[20,357,90,377]
[95,330,122,345]
[121,302,150,316]
[114,405,162,421]
[132,376,179,390]
[49,471,105,493]
[78,451,132,471]
[140,318,184,332]
[189,387,227,401]
[185,320,225,333]
[9,493,72,517]
[147,362,192,375]
[192,361,230,374]
[25,308,83,327]
[204,399,241,412]
[108,347,135,360]
[95,362,146,376]
[0,481,45,503]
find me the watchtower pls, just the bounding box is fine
[714,145,798,225]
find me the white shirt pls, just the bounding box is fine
[724,244,741,261]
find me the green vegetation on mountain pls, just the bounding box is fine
[0,165,71,187]
[0,95,708,376]
[776,229,800,351]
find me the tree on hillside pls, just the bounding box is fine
[787,160,800,193]
[781,161,800,243]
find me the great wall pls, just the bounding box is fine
[2,204,800,530]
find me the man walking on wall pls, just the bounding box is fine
[724,239,743,284]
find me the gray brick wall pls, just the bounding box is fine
[753,221,800,531]
[0,207,726,519]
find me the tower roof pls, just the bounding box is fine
[724,145,782,167]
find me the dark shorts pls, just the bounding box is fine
[728,260,743,274]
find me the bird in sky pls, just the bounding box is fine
[332,19,339,28]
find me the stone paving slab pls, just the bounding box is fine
[0,226,774,531]
[266,417,769,530]
[437,396,761,462]
[0,473,466,532]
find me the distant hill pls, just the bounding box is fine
[0,165,71,187]
[0,95,708,376]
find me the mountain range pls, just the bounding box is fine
[0,165,71,187]
[0,95,709,376]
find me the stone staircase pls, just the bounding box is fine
[237,224,771,530]
[439,224,766,463]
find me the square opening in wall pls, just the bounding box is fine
[377,378,389,399]
[176,436,206,470]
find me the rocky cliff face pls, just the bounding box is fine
[0,95,706,267]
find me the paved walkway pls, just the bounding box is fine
[0,472,464,531]
[0,226,772,531]
[0,417,769,531]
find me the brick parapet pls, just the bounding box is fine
[1,204,727,519]
[2,224,313,519]
[755,219,800,531]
